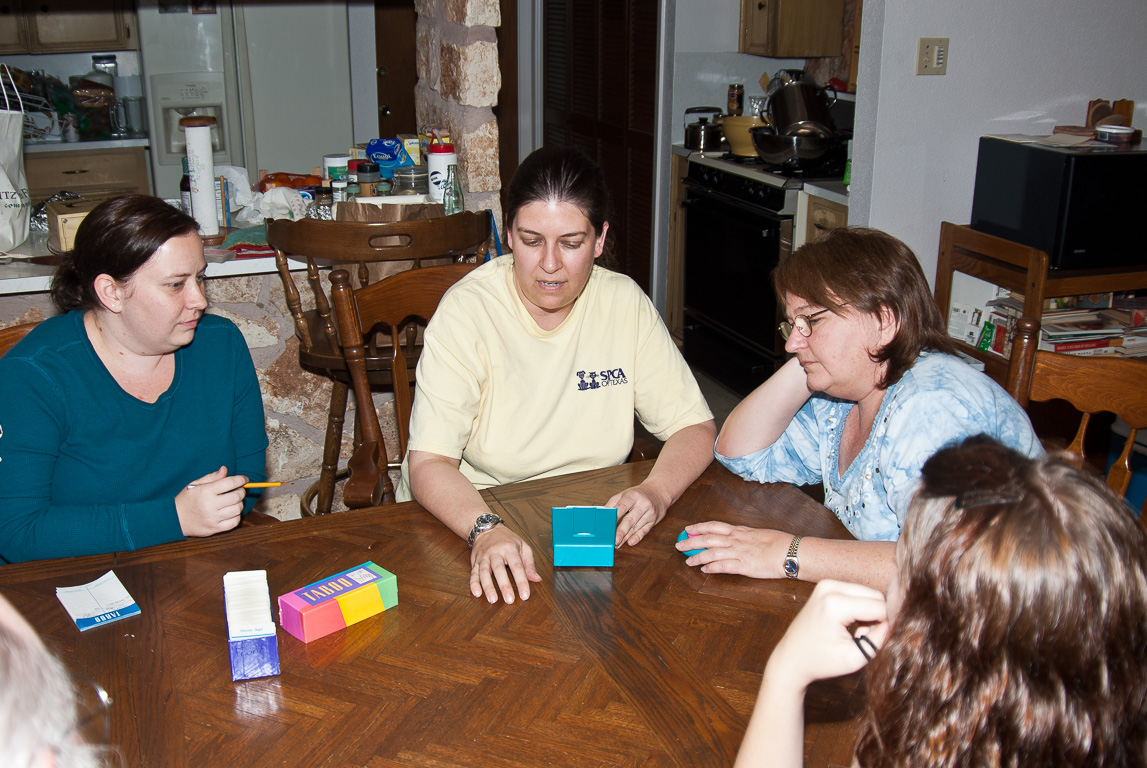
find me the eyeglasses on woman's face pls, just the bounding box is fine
[779,306,836,340]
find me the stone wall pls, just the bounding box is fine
[415,0,503,227]
[0,269,401,521]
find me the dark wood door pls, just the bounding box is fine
[542,0,659,294]
[375,0,417,136]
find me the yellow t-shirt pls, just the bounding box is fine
[396,257,712,500]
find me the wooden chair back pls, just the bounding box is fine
[329,262,480,508]
[0,322,36,357]
[1006,317,1147,523]
[267,212,490,358]
[265,212,490,515]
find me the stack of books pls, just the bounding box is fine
[1039,297,1147,357]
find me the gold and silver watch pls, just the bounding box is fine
[782,535,802,579]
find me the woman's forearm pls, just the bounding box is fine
[735,663,807,768]
[641,420,717,508]
[716,357,812,458]
[407,450,493,540]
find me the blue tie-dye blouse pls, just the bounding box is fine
[715,353,1041,541]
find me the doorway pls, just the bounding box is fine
[375,0,417,136]
[539,0,659,294]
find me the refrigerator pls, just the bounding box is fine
[135,0,354,199]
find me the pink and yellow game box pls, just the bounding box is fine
[277,562,398,643]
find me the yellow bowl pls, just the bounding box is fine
[722,115,768,156]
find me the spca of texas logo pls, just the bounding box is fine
[576,368,627,390]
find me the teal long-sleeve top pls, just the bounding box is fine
[0,310,268,564]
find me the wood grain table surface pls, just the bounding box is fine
[0,461,863,768]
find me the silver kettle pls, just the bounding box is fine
[683,106,725,152]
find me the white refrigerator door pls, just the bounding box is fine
[137,1,353,200]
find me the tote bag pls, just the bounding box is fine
[0,64,30,253]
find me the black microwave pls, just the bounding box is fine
[969,136,1147,269]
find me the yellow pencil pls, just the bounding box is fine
[186,481,294,489]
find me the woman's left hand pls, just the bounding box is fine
[608,483,670,547]
[769,579,891,688]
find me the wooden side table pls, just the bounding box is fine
[933,221,1147,384]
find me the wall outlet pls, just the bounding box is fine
[916,37,949,75]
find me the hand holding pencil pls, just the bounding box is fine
[176,466,249,538]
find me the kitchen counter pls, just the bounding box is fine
[24,138,150,154]
[802,180,849,206]
[0,232,305,295]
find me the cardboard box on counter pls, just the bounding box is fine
[46,196,115,253]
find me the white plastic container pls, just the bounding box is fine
[322,153,351,181]
[427,143,457,204]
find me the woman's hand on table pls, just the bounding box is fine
[609,483,670,547]
[470,525,542,605]
[677,520,793,579]
[767,580,890,687]
[175,466,247,537]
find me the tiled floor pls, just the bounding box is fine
[693,368,741,431]
[634,367,742,447]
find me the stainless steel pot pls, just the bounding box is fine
[683,106,724,151]
[749,124,834,169]
[765,82,837,135]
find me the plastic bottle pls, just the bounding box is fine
[427,142,457,204]
[442,164,464,215]
[331,179,348,203]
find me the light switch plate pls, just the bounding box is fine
[916,37,949,75]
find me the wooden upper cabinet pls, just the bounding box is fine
[0,2,28,51]
[739,0,846,58]
[0,0,136,54]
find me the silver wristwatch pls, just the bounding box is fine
[467,513,504,548]
[783,535,802,579]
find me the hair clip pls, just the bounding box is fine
[954,489,1024,510]
[853,633,879,662]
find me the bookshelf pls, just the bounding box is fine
[933,222,1147,385]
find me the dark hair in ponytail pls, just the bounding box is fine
[50,195,199,313]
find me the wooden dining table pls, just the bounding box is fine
[0,461,863,768]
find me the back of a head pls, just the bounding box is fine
[855,436,1147,768]
[0,623,105,767]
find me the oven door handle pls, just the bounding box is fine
[683,180,788,222]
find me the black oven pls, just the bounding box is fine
[681,158,794,396]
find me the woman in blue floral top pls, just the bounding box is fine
[677,227,1039,591]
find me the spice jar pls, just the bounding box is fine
[727,83,744,117]
[357,161,382,197]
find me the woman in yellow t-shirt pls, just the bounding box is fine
[403,147,716,605]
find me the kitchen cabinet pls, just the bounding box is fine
[933,222,1147,385]
[794,185,848,250]
[25,146,150,203]
[0,0,136,55]
[803,194,848,243]
[739,0,846,58]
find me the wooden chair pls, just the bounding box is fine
[1006,317,1147,525]
[267,212,490,515]
[0,322,36,357]
[329,262,480,508]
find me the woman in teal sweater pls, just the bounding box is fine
[0,195,268,563]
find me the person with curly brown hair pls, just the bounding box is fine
[735,435,1147,768]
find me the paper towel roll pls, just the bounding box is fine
[180,116,218,237]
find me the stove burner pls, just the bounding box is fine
[718,149,847,179]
